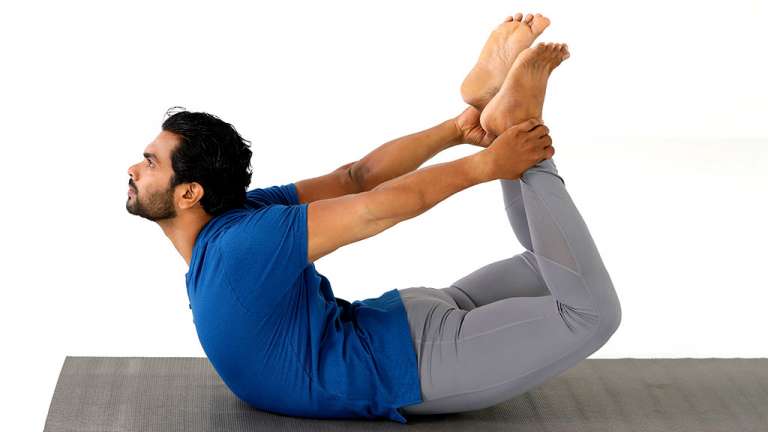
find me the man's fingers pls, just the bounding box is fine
[495,118,542,139]
[541,134,552,147]
[530,124,549,138]
[541,145,555,160]
[509,118,541,134]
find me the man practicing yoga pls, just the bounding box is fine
[126,12,621,424]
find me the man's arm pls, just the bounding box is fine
[350,118,464,192]
[306,118,548,263]
[295,117,465,204]
[294,161,362,204]
[307,151,490,262]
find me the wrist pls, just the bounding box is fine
[445,117,465,147]
[468,150,495,184]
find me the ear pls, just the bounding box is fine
[178,182,204,210]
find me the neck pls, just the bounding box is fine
[157,210,213,267]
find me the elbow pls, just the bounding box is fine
[349,162,370,193]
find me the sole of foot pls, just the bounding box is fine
[479,42,570,138]
[460,13,551,111]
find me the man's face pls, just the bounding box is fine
[126,130,180,222]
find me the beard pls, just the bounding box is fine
[126,185,177,222]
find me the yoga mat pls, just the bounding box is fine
[43,357,768,431]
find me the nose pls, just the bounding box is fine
[127,163,138,182]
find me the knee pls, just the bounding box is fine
[594,299,622,343]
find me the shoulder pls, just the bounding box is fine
[216,205,307,258]
[246,183,299,207]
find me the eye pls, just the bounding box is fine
[146,158,154,167]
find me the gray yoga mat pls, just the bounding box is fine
[43,356,768,431]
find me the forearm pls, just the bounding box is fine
[351,119,463,192]
[366,151,492,223]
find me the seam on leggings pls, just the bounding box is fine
[523,179,597,321]
[418,314,602,403]
[414,268,596,345]
[414,310,556,344]
[520,252,549,289]
[523,177,582,275]
[532,253,583,278]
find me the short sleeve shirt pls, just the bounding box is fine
[185,182,422,423]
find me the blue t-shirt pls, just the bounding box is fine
[185,182,423,423]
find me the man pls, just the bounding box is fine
[127,12,620,424]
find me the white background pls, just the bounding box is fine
[1,0,766,429]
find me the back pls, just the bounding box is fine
[184,183,423,423]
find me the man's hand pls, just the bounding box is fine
[454,106,495,148]
[481,118,554,181]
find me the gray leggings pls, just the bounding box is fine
[398,157,622,416]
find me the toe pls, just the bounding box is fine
[523,14,534,24]
[514,12,523,21]
[503,15,514,23]
[547,44,559,59]
[552,44,566,61]
[530,14,551,35]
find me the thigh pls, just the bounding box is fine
[399,286,463,348]
[442,250,551,310]
[398,286,465,399]
[400,289,604,416]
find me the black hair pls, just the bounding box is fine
[161,107,253,216]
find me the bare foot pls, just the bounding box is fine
[480,42,570,137]
[460,13,551,111]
